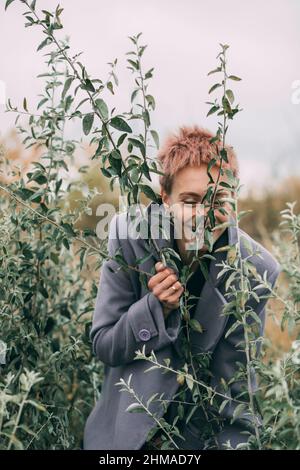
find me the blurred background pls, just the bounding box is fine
[1,0,300,189]
[1,0,300,355]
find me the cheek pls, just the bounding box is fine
[171,205,183,223]
[215,204,231,223]
[172,204,194,224]
[216,213,227,224]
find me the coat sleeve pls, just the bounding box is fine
[209,263,281,448]
[90,214,182,367]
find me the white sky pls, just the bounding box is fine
[1,0,300,194]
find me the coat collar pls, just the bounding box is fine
[131,201,240,355]
[141,201,239,288]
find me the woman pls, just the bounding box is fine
[83,125,280,450]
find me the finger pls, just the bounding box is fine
[155,261,166,272]
[152,273,179,297]
[161,280,182,300]
[160,284,184,302]
[148,268,174,290]
[155,261,177,274]
[167,286,184,303]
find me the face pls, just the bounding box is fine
[161,165,233,255]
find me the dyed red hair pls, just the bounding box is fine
[157,125,239,194]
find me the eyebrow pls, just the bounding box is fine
[179,192,204,198]
[179,189,230,198]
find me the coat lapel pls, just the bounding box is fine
[134,202,239,355]
[190,211,239,352]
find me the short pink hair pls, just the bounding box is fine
[157,125,239,194]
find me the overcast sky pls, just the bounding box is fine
[1,0,300,193]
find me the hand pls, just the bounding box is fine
[147,261,184,319]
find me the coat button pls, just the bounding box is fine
[138,328,151,341]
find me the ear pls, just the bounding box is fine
[161,189,170,207]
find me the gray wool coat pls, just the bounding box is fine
[83,202,281,450]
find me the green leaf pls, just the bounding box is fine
[106,81,114,94]
[83,79,95,92]
[138,45,147,57]
[101,167,112,178]
[26,400,46,412]
[208,83,221,94]
[131,89,139,103]
[109,116,132,133]
[130,167,139,183]
[37,37,51,51]
[220,148,228,163]
[37,97,48,109]
[189,319,203,333]
[225,320,241,339]
[241,236,253,256]
[228,75,242,81]
[222,96,232,114]
[17,188,35,200]
[127,59,139,70]
[5,0,15,10]
[185,374,194,391]
[145,94,155,109]
[44,317,56,334]
[142,109,151,127]
[207,158,217,173]
[29,172,47,185]
[117,132,127,147]
[62,238,70,250]
[23,97,28,112]
[38,284,49,299]
[95,98,108,121]
[139,184,159,202]
[145,67,154,79]
[220,43,229,50]
[82,113,94,135]
[125,403,145,413]
[226,89,234,104]
[61,222,76,237]
[128,138,145,157]
[224,168,236,184]
[248,310,262,326]
[150,130,159,149]
[93,137,107,158]
[232,403,247,423]
[226,245,237,265]
[207,105,219,117]
[237,209,253,222]
[141,162,151,181]
[219,399,229,414]
[62,77,73,99]
[207,67,221,76]
[108,155,122,176]
[110,149,121,159]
